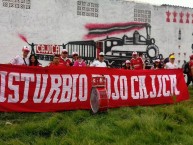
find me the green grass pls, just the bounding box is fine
[0,88,193,145]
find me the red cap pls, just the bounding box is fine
[125,60,130,64]
[99,52,105,56]
[155,59,160,62]
[53,53,60,57]
[22,46,30,52]
[72,52,78,56]
[62,49,68,53]
[132,51,137,56]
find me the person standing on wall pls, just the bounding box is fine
[90,52,107,67]
[9,46,30,66]
[165,55,178,69]
[130,51,144,70]
[59,49,71,66]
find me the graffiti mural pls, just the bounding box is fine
[33,21,163,68]
[84,22,147,39]
[165,10,193,24]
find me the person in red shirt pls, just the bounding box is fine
[49,54,64,67]
[130,51,144,70]
[59,49,71,66]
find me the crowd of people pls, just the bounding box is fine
[9,46,193,87]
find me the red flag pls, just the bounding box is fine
[18,34,28,43]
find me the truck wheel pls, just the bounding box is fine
[146,44,159,59]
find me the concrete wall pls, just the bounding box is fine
[0,0,193,66]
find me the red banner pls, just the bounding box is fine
[0,64,190,112]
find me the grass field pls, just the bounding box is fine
[0,88,192,145]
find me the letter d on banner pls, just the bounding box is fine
[0,71,7,102]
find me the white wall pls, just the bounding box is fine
[0,0,192,66]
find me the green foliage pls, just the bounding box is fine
[0,88,192,145]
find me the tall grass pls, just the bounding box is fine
[0,88,192,145]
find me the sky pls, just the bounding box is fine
[126,0,193,8]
